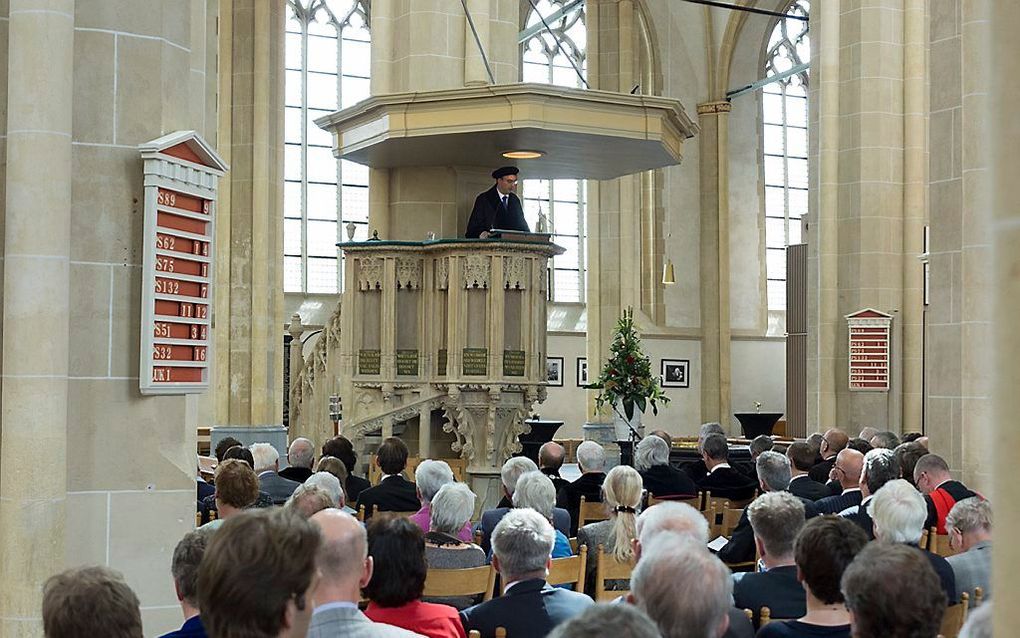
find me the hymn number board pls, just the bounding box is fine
[139,132,227,395]
[846,308,892,392]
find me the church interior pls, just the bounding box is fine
[1,0,1019,635]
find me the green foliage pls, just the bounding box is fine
[591,307,669,421]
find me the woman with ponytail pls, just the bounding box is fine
[577,464,643,592]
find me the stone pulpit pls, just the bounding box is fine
[330,237,561,506]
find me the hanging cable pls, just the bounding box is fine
[675,0,808,22]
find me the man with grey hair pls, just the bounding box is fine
[869,430,900,450]
[697,433,756,501]
[461,508,593,637]
[308,509,423,637]
[839,447,899,538]
[914,452,977,534]
[538,441,570,494]
[479,456,570,554]
[748,435,774,461]
[515,471,572,557]
[731,492,807,626]
[304,471,348,510]
[632,534,733,638]
[634,434,697,498]
[250,442,301,504]
[280,437,315,483]
[871,479,957,602]
[857,426,879,442]
[284,484,335,518]
[163,529,212,637]
[684,422,726,483]
[945,497,992,602]
[410,460,470,540]
[547,603,661,638]
[557,440,607,535]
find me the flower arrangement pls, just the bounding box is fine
[590,307,669,421]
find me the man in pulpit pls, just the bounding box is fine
[465,166,530,238]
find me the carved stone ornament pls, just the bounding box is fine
[436,258,449,290]
[358,257,384,290]
[538,261,548,292]
[503,256,528,290]
[462,255,491,289]
[395,257,422,290]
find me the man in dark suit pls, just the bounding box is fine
[479,456,571,554]
[322,435,371,503]
[250,442,301,505]
[279,437,315,484]
[808,428,849,483]
[538,441,571,495]
[162,530,210,637]
[810,448,864,516]
[461,509,593,637]
[840,447,900,539]
[556,440,607,535]
[635,435,697,499]
[732,492,807,628]
[682,422,725,484]
[697,433,756,502]
[786,442,831,501]
[355,437,420,518]
[914,453,978,534]
[465,166,530,238]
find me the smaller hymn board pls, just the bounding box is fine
[138,132,228,395]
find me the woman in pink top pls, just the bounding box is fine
[364,516,467,638]
[410,460,472,542]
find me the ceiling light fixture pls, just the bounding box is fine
[501,149,545,159]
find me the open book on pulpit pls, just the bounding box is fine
[488,229,555,243]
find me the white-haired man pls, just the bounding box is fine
[634,435,697,499]
[515,471,573,557]
[478,456,571,554]
[839,447,899,539]
[461,509,593,637]
[871,478,957,603]
[410,460,471,540]
[250,442,300,505]
[945,497,992,602]
[280,437,315,483]
[308,509,424,638]
[557,440,607,535]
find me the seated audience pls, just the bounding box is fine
[839,448,898,539]
[577,464,642,591]
[356,437,420,518]
[304,471,346,508]
[631,534,733,638]
[847,438,873,455]
[913,453,978,533]
[43,566,142,638]
[945,497,992,602]
[633,502,753,638]
[162,529,211,638]
[460,509,593,637]
[198,509,321,638]
[901,432,925,444]
[840,542,946,638]
[893,440,928,488]
[812,449,864,515]
[478,456,570,554]
[959,602,992,638]
[650,429,673,447]
[870,479,957,602]
[424,483,486,609]
[809,429,849,483]
[547,603,661,638]
[805,433,825,465]
[869,430,900,450]
[634,434,697,498]
[202,458,260,530]
[411,460,470,541]
[322,434,371,502]
[213,436,242,462]
[750,434,774,461]
[279,437,315,483]
[697,433,756,501]
[364,516,465,638]
[201,445,272,513]
[250,442,301,505]
[557,440,608,535]
[197,458,215,503]
[284,484,334,518]
[308,509,423,638]
[316,454,347,482]
[684,422,726,483]
[786,442,831,501]
[857,427,879,442]
[539,441,571,494]
[731,492,806,627]
[516,471,573,557]
[757,516,868,638]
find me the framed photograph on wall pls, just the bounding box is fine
[661,359,690,388]
[546,357,564,387]
[576,357,588,387]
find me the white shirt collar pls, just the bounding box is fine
[789,474,809,481]
[842,487,862,495]
[709,463,731,474]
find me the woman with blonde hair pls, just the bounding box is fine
[577,464,642,591]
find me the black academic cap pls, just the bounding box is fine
[492,166,519,179]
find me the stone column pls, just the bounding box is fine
[697,101,732,428]
[463,0,491,86]
[213,0,288,452]
[0,1,72,633]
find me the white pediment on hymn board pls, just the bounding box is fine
[845,308,893,320]
[138,130,229,174]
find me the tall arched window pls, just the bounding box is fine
[521,1,587,303]
[762,0,809,310]
[284,0,370,293]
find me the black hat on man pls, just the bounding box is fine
[492,166,519,179]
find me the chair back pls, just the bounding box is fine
[973,586,984,607]
[720,507,744,537]
[760,606,772,626]
[369,505,418,519]
[939,591,969,638]
[569,536,579,554]
[423,564,496,602]
[548,544,588,594]
[469,631,482,638]
[928,527,958,557]
[446,457,468,482]
[495,628,507,638]
[578,495,609,528]
[357,504,366,522]
[594,544,634,602]
[920,527,930,551]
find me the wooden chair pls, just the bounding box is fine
[939,591,969,638]
[369,455,420,485]
[700,501,719,537]
[370,505,418,519]
[578,496,609,529]
[973,586,984,607]
[548,544,588,593]
[473,528,484,546]
[646,493,700,509]
[423,564,496,602]
[594,544,634,602]
[759,606,794,627]
[195,511,203,527]
[469,632,481,638]
[495,629,507,638]
[357,504,366,522]
[446,457,467,482]
[742,609,753,622]
[720,506,744,537]
[569,536,579,553]
[920,527,930,551]
[928,527,958,557]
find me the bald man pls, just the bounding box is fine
[808,428,849,483]
[308,509,423,638]
[538,441,570,495]
[810,449,865,516]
